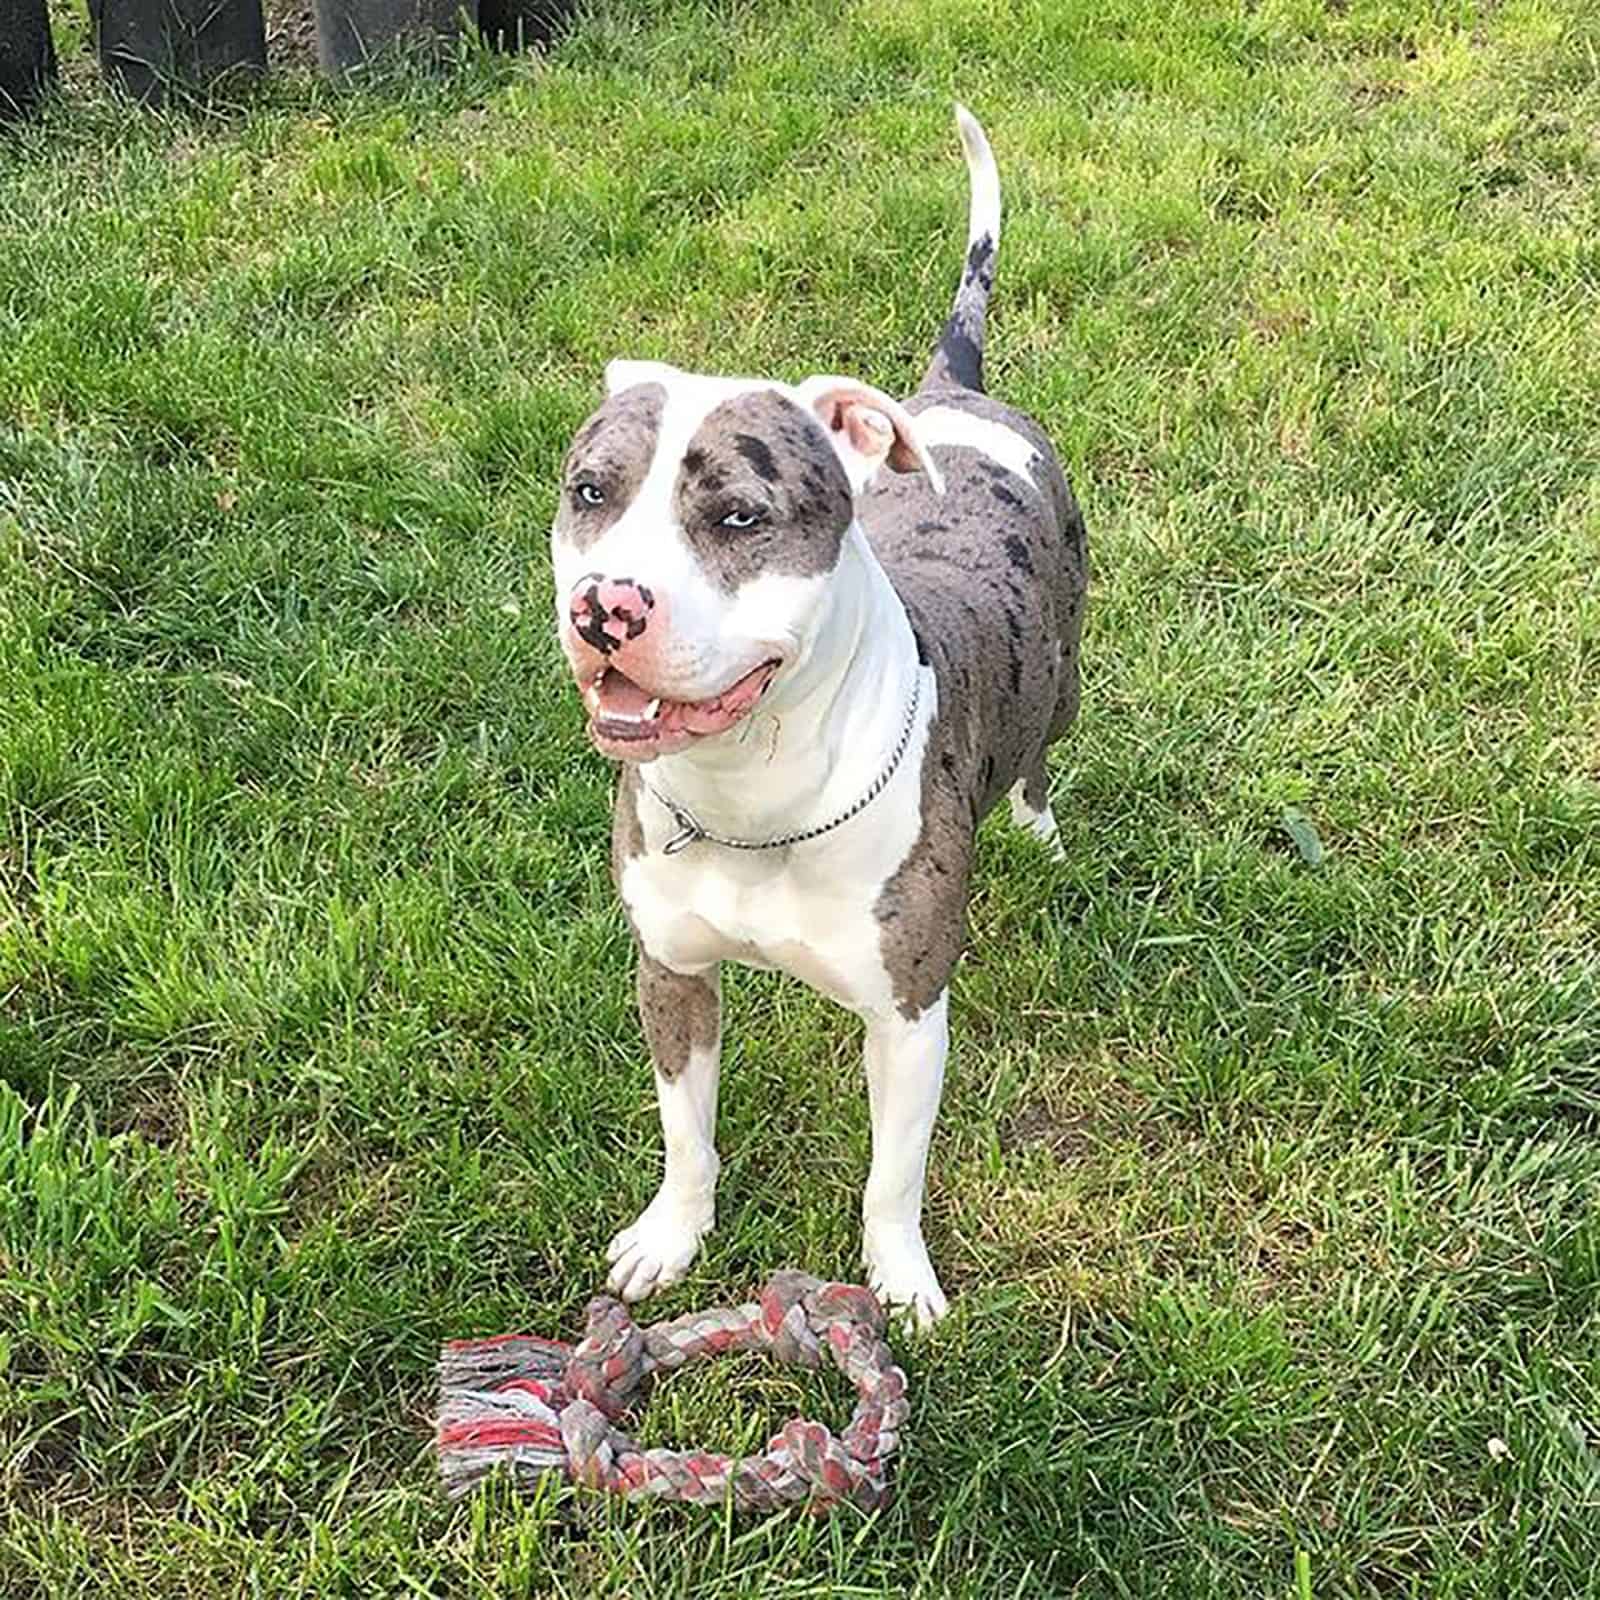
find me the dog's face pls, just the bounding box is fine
[551,361,942,762]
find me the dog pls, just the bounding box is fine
[550,107,1087,1325]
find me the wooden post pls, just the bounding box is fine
[0,0,57,120]
[311,0,480,76]
[90,0,266,106]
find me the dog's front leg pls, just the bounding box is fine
[605,953,721,1302]
[861,989,950,1327]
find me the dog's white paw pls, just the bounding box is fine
[605,1193,711,1302]
[1007,783,1067,862]
[863,1222,949,1329]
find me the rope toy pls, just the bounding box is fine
[437,1269,909,1512]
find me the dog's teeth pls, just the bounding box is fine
[642,698,661,720]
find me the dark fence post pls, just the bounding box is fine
[312,0,479,76]
[0,0,57,120]
[478,0,572,51]
[89,0,266,106]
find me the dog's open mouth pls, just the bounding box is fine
[583,659,781,756]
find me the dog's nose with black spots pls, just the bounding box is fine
[569,574,655,656]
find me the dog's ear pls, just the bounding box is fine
[795,376,945,496]
[605,358,679,396]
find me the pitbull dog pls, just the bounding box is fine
[551,108,1087,1325]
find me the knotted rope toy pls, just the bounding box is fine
[437,1269,909,1511]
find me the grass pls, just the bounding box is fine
[2,0,1598,1593]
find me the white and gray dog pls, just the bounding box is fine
[550,108,1087,1324]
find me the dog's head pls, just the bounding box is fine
[551,360,942,762]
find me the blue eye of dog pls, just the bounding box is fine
[575,482,605,508]
[719,509,762,530]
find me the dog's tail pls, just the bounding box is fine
[919,104,1000,395]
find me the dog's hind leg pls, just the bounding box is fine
[1008,760,1065,860]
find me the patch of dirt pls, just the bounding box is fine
[1245,1216,1319,1287]
[109,1089,188,1148]
[1247,301,1311,343]
[1002,1099,1107,1162]
[1347,77,1406,110]
[999,1074,1165,1161]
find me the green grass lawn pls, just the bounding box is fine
[3,0,1599,1593]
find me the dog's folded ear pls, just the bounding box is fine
[795,376,945,497]
[605,358,680,395]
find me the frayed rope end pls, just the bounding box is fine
[436,1273,908,1513]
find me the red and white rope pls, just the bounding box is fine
[438,1270,909,1512]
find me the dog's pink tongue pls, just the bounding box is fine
[596,671,654,717]
[592,662,775,736]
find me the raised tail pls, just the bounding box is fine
[920,104,1001,394]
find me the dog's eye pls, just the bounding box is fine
[719,508,763,531]
[574,482,606,508]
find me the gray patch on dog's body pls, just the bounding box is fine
[556,383,667,552]
[612,763,646,875]
[869,386,1088,1017]
[613,766,719,1079]
[672,391,853,593]
[637,952,719,1080]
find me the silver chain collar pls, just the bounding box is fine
[642,674,923,857]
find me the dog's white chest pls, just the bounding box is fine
[621,847,898,1013]
[617,660,934,1018]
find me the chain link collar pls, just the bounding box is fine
[641,674,923,856]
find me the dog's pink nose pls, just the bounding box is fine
[569,574,656,656]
